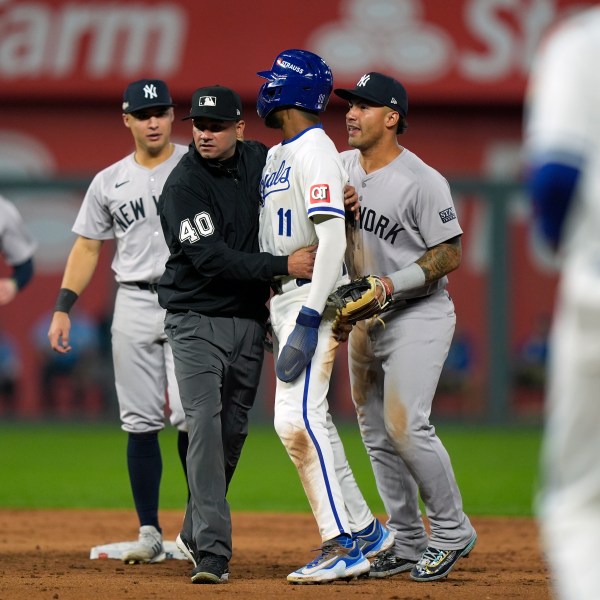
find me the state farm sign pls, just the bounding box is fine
[0,0,185,79]
[0,0,593,102]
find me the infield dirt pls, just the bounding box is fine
[0,509,550,599]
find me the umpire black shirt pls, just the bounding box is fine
[158,140,287,322]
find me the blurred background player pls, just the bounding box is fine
[47,79,189,565]
[0,195,36,415]
[257,49,393,584]
[333,72,476,582]
[525,7,600,600]
[0,195,36,305]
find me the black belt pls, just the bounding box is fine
[389,295,428,310]
[128,281,159,293]
[271,278,310,295]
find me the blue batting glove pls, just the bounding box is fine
[276,306,322,383]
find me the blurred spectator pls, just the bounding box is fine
[32,309,103,418]
[0,331,20,415]
[513,313,550,390]
[438,327,474,395]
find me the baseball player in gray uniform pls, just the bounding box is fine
[0,195,36,305]
[48,79,188,564]
[333,72,477,582]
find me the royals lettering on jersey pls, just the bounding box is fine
[258,126,347,257]
[260,160,291,204]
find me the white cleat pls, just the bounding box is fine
[122,525,166,564]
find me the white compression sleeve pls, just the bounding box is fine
[387,262,426,294]
[304,216,346,314]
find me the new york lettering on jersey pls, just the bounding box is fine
[111,195,160,232]
[359,206,405,244]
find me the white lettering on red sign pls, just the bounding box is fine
[0,0,186,77]
[309,0,574,83]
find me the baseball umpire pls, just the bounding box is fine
[158,84,317,584]
[48,79,189,564]
[333,72,477,582]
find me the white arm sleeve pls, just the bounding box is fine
[388,262,426,295]
[304,216,346,314]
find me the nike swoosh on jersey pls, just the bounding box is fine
[115,180,130,188]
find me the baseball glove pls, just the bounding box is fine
[327,275,393,325]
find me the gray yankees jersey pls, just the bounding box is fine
[73,144,187,283]
[340,148,463,298]
[0,195,37,265]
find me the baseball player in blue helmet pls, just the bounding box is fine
[256,49,333,121]
[257,49,393,584]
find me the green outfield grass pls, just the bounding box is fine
[0,421,542,516]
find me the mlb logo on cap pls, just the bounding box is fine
[183,85,243,121]
[198,96,217,107]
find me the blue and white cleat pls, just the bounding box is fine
[287,535,370,584]
[353,518,395,558]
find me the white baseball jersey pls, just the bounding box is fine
[259,125,346,256]
[525,8,600,260]
[259,124,374,543]
[525,8,600,600]
[340,148,463,298]
[73,144,187,282]
[0,195,37,265]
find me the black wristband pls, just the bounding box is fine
[12,258,34,290]
[54,288,79,313]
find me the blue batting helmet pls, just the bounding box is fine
[256,49,333,119]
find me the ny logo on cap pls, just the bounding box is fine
[198,96,217,106]
[357,74,371,87]
[143,84,158,99]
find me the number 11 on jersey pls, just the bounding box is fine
[278,207,291,237]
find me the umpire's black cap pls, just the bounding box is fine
[334,72,408,118]
[122,79,175,114]
[182,85,243,122]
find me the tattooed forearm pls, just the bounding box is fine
[416,236,462,283]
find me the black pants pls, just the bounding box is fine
[164,311,265,560]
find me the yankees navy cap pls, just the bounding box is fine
[334,72,408,118]
[122,79,175,114]
[183,85,243,121]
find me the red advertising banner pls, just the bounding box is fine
[0,0,593,104]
